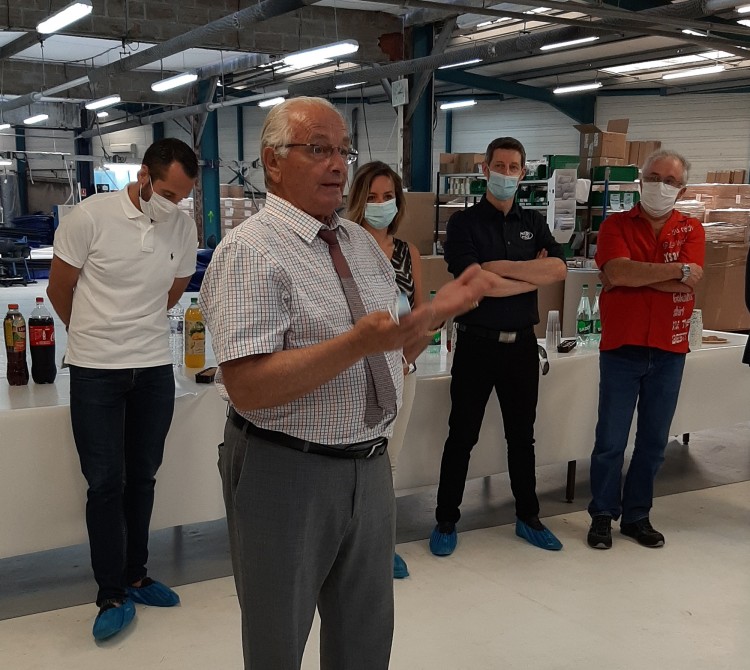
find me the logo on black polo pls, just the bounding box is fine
[520,231,533,240]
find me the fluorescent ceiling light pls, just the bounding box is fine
[0,123,10,131]
[151,72,198,92]
[258,97,285,108]
[541,36,600,51]
[439,99,477,110]
[438,59,483,69]
[85,95,120,110]
[0,159,12,166]
[282,40,359,71]
[738,5,750,14]
[37,0,92,35]
[602,51,732,75]
[662,64,726,80]
[553,82,602,94]
[476,18,512,28]
[738,19,750,26]
[24,114,49,125]
[526,7,551,14]
[335,81,367,90]
[96,111,108,118]
[682,29,707,37]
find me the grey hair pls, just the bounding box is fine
[642,149,691,183]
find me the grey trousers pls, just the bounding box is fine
[219,418,396,670]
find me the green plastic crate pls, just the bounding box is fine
[592,165,639,182]
[545,154,580,171]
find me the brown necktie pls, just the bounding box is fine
[318,227,397,427]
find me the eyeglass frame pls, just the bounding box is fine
[280,143,359,165]
[641,173,686,189]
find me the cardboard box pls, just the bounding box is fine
[731,169,747,184]
[458,152,485,173]
[693,242,750,331]
[633,140,662,167]
[579,156,625,178]
[575,119,629,160]
[705,171,718,183]
[715,170,732,184]
[400,192,439,255]
[439,153,459,175]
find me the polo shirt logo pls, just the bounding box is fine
[520,231,533,240]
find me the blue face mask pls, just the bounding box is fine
[487,171,519,201]
[364,199,398,229]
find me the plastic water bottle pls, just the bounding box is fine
[28,297,56,383]
[4,303,29,385]
[576,284,593,348]
[590,283,602,346]
[167,302,184,367]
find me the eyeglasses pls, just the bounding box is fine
[642,174,685,189]
[281,144,359,165]
[537,344,550,376]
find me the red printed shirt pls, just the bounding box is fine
[595,204,705,354]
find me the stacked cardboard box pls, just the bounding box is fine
[220,183,245,198]
[702,222,750,243]
[626,140,662,167]
[676,200,706,223]
[693,242,750,330]
[682,184,750,209]
[575,119,630,177]
[439,152,485,175]
[705,169,746,184]
[222,198,262,229]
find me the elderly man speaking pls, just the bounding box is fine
[200,96,495,670]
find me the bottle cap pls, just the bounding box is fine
[8,303,18,309]
[36,297,44,303]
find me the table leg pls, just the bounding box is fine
[565,460,576,503]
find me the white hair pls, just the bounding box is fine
[642,149,691,183]
[259,97,343,188]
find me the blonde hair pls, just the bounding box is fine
[347,161,406,235]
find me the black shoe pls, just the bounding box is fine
[587,514,612,549]
[620,517,665,548]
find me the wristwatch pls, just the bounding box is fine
[680,264,691,283]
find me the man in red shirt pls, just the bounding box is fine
[587,150,705,550]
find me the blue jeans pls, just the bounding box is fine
[588,346,686,524]
[69,365,175,606]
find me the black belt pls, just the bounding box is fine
[457,323,534,343]
[228,408,388,460]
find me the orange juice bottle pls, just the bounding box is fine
[184,298,206,368]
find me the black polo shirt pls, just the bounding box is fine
[444,196,565,331]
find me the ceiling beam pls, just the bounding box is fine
[435,69,594,123]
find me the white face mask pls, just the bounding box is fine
[640,181,681,219]
[139,178,178,223]
[364,199,398,229]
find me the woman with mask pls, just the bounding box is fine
[347,161,424,580]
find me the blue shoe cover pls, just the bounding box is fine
[93,599,135,641]
[126,578,180,607]
[429,524,458,556]
[515,519,563,551]
[393,552,409,579]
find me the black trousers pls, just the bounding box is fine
[436,328,540,524]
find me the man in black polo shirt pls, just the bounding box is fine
[430,137,568,555]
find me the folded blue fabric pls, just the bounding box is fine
[393,552,409,579]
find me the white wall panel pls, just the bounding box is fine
[596,94,750,183]
[439,98,580,174]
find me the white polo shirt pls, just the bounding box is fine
[54,186,197,368]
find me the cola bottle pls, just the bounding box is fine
[4,303,29,386]
[28,297,56,383]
